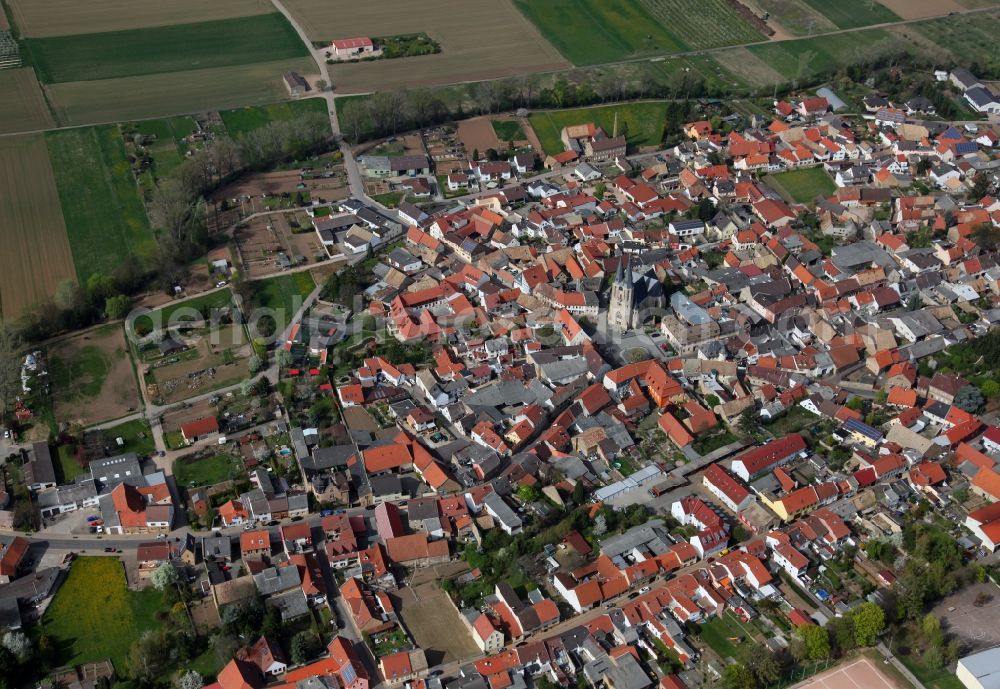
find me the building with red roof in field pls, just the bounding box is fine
[181,416,219,444]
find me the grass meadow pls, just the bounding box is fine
[24,14,308,84]
[221,98,330,138]
[36,557,164,672]
[46,126,155,281]
[767,167,837,203]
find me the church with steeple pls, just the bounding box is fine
[608,255,667,331]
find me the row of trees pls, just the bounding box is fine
[720,602,886,689]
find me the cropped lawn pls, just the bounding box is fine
[36,557,164,672]
[46,126,155,281]
[101,419,157,457]
[529,102,666,155]
[24,13,308,83]
[221,97,330,138]
[173,453,244,488]
[492,119,525,142]
[253,271,316,323]
[767,167,836,203]
[133,288,234,334]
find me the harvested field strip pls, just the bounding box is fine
[799,0,899,28]
[529,102,666,155]
[513,0,683,65]
[46,126,155,281]
[747,0,837,35]
[713,47,788,87]
[221,98,330,138]
[0,134,75,319]
[876,0,963,19]
[43,57,316,126]
[747,29,896,80]
[0,68,55,134]
[24,13,308,84]
[7,0,274,37]
[636,0,764,50]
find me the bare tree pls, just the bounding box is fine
[0,323,22,419]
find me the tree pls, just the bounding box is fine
[248,354,264,375]
[1,631,31,661]
[178,670,203,689]
[721,663,755,689]
[799,624,831,660]
[743,649,781,685]
[851,602,885,646]
[0,324,22,417]
[571,481,586,505]
[151,563,179,591]
[954,385,984,413]
[981,380,1000,399]
[106,294,131,320]
[128,630,173,685]
[290,631,322,665]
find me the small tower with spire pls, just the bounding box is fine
[609,254,635,331]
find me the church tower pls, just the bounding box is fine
[609,255,635,331]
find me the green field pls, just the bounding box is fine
[513,0,683,65]
[36,557,164,672]
[133,288,235,334]
[914,12,1000,73]
[253,271,316,322]
[23,14,308,84]
[45,126,155,282]
[529,102,667,155]
[767,167,836,203]
[221,98,330,138]
[131,116,198,181]
[747,29,896,80]
[799,0,899,28]
[492,119,526,142]
[56,445,88,483]
[173,453,243,488]
[697,612,756,660]
[101,419,157,457]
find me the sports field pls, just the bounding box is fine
[44,57,315,126]
[221,98,330,138]
[7,0,274,37]
[24,14,308,84]
[0,134,75,319]
[46,126,155,281]
[767,167,836,203]
[529,102,667,155]
[0,68,55,134]
[797,657,907,689]
[287,0,568,91]
[799,0,899,28]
